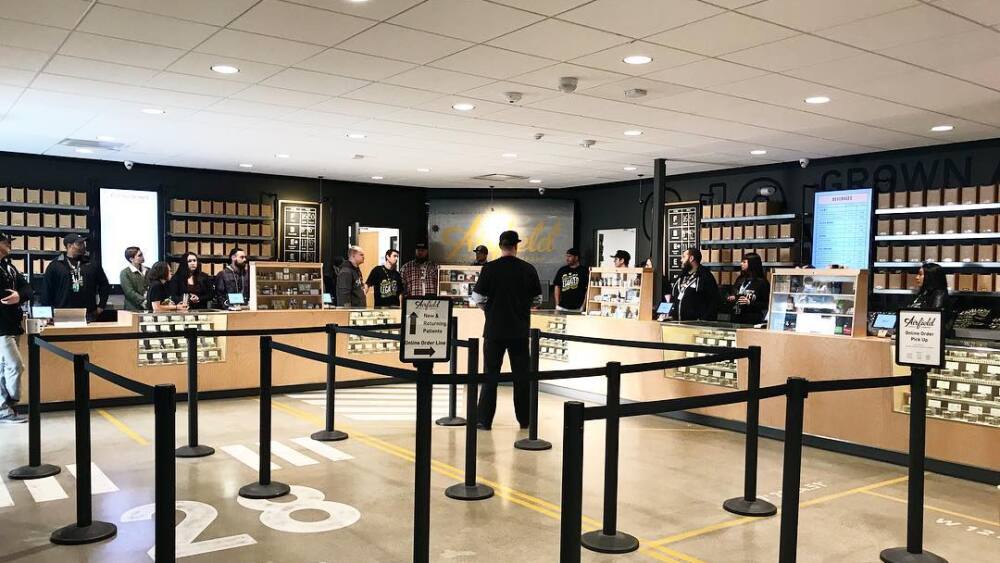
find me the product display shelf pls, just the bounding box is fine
[249,262,324,311]
[168,211,275,222]
[437,265,481,307]
[700,213,797,224]
[1,187,90,278]
[539,316,568,362]
[585,267,653,321]
[347,310,399,356]
[767,268,869,338]
[698,204,800,288]
[666,327,738,388]
[137,312,227,366]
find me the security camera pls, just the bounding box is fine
[538,187,546,195]
[503,91,522,104]
[799,158,810,168]
[758,186,776,197]
[123,160,134,170]
[533,132,544,141]
[558,76,578,94]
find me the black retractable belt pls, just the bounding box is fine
[445,337,493,501]
[436,319,465,426]
[724,345,777,517]
[311,324,348,442]
[514,328,552,451]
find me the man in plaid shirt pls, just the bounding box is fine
[399,241,439,297]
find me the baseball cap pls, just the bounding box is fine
[64,233,88,246]
[612,249,631,261]
[498,230,521,246]
[415,241,428,250]
[473,245,488,253]
[565,248,579,257]
[0,231,11,244]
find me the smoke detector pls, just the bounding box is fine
[558,76,578,93]
[503,91,522,104]
[579,139,596,149]
[624,88,647,98]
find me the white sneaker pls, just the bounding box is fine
[0,409,27,424]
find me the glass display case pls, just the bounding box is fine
[347,310,399,356]
[539,315,569,362]
[767,268,869,337]
[250,261,324,310]
[138,312,227,366]
[585,267,654,320]
[437,265,481,307]
[667,327,738,388]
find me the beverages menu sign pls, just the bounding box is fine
[278,200,321,262]
[896,309,945,368]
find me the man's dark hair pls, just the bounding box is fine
[385,248,398,258]
[146,261,171,283]
[229,247,244,258]
[685,247,702,264]
[124,246,141,262]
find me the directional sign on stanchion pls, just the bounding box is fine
[401,296,454,364]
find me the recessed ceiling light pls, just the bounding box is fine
[417,168,430,172]
[239,163,253,168]
[624,130,643,136]
[623,55,652,65]
[371,176,383,180]
[452,102,475,111]
[275,153,290,159]
[210,64,239,75]
[804,96,831,104]
[96,135,116,142]
[750,149,768,155]
[930,124,954,132]
[502,152,517,158]
[348,0,369,3]
[529,179,542,184]
[347,133,366,139]
[623,166,637,171]
[141,108,165,115]
[75,148,94,154]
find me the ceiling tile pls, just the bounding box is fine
[195,30,325,66]
[167,52,284,83]
[147,72,249,97]
[510,62,626,91]
[488,19,626,61]
[431,46,553,79]
[0,45,52,72]
[44,54,159,86]
[0,67,34,88]
[489,0,590,16]
[644,59,768,88]
[647,12,798,56]
[59,32,184,69]
[0,0,92,29]
[290,0,425,20]
[98,0,258,26]
[708,73,838,108]
[931,0,1000,26]
[948,55,1000,90]
[785,53,914,86]
[337,24,472,64]
[311,97,408,118]
[579,77,692,104]
[569,41,703,76]
[738,0,917,32]
[206,98,298,119]
[861,69,1000,124]
[559,0,723,38]
[282,109,365,128]
[295,48,416,81]
[389,0,543,42]
[409,96,517,118]
[78,4,218,49]
[229,0,373,46]
[32,73,220,109]
[343,83,442,107]
[879,29,1000,72]
[817,5,980,51]
[262,68,369,95]
[384,67,493,94]
[458,81,560,106]
[0,19,69,52]
[722,35,864,72]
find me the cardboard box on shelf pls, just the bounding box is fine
[170,241,185,254]
[733,202,745,217]
[711,271,721,284]
[765,248,778,262]
[212,242,225,256]
[708,204,721,218]
[9,212,24,226]
[979,214,996,233]
[779,246,798,263]
[905,273,920,290]
[187,220,199,233]
[980,184,997,204]
[960,216,977,233]
[212,222,224,235]
[238,223,249,237]
[9,188,24,202]
[755,201,778,216]
[42,190,56,204]
[43,237,57,251]
[171,199,186,212]
[57,191,71,206]
[940,245,957,262]
[907,218,922,235]
[755,225,767,239]
[26,189,40,204]
[26,213,39,227]
[877,220,890,235]
[876,245,890,261]
[717,203,730,218]
[924,245,940,262]
[262,224,273,237]
[720,248,733,262]
[249,224,261,237]
[9,236,23,250]
[721,225,733,240]
[908,190,924,207]
[701,227,711,240]
[779,223,795,238]
[42,213,56,228]
[249,203,261,216]
[73,215,87,229]
[877,192,891,209]
[0,211,6,225]
[942,217,958,234]
[30,258,42,275]
[907,246,922,262]
[27,236,40,250]
[186,200,199,213]
[977,275,994,293]
[958,274,975,292]
[237,202,249,216]
[961,186,978,205]
[767,224,779,238]
[249,243,262,256]
[199,242,212,256]
[225,202,237,215]
[891,246,907,262]
[200,200,212,214]
[960,245,976,262]
[711,227,722,240]
[199,221,211,235]
[978,244,995,262]
[925,217,941,234]
[925,188,941,207]
[708,249,720,263]
[225,223,236,236]
[892,219,907,235]
[946,274,956,291]
[888,273,903,289]
[893,191,908,208]
[187,242,199,253]
[943,188,959,205]
[212,201,224,215]
[261,243,272,257]
[873,272,888,289]
[261,204,273,217]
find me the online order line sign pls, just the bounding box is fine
[401,297,454,363]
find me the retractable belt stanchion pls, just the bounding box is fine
[176,327,214,458]
[8,334,61,480]
[559,401,586,563]
[51,354,117,545]
[880,366,948,563]
[724,345,776,517]
[515,328,551,451]
[446,337,493,501]
[777,377,808,563]
[436,319,465,426]
[153,383,177,561]
[239,336,290,499]
[581,362,639,554]
[413,361,433,563]
[312,323,348,442]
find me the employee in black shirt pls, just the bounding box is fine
[146,261,188,313]
[554,248,587,311]
[472,245,489,266]
[41,234,110,321]
[215,247,250,308]
[725,253,770,324]
[669,247,721,321]
[366,248,404,307]
[471,230,542,430]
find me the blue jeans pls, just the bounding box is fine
[0,335,23,411]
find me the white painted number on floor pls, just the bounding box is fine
[121,500,257,560]
[237,485,361,534]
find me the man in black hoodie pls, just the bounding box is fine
[0,232,31,423]
[40,234,109,322]
[669,247,721,321]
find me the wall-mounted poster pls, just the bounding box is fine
[664,201,700,281]
[278,200,322,262]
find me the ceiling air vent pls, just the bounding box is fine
[58,138,125,151]
[471,174,529,182]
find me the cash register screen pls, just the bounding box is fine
[873,313,897,329]
[656,302,673,315]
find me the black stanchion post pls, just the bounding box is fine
[8,334,61,480]
[436,319,465,426]
[239,336,290,500]
[559,401,585,563]
[312,324,348,441]
[515,328,551,451]
[581,362,639,554]
[777,377,808,563]
[724,346,777,517]
[153,384,177,561]
[880,367,948,563]
[413,361,433,563]
[51,354,117,545]
[176,327,214,458]
[446,337,493,501]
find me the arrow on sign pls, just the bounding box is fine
[414,348,435,356]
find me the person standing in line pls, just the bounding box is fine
[119,246,149,312]
[472,244,489,266]
[553,248,587,312]
[0,232,30,423]
[669,247,721,321]
[471,230,542,430]
[41,234,109,321]
[146,261,188,313]
[400,241,439,297]
[215,247,250,308]
[337,245,367,308]
[725,252,770,324]
[171,252,214,309]
[613,249,631,268]
[366,248,404,308]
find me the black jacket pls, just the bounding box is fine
[670,267,721,322]
[0,258,31,336]
[215,265,250,308]
[40,253,109,316]
[170,272,215,309]
[909,288,948,311]
[726,275,770,324]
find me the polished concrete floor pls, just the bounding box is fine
[0,384,996,562]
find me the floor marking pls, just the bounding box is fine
[333,406,461,414]
[67,463,119,494]
[97,408,149,446]
[267,442,319,467]
[221,445,280,471]
[290,437,354,462]
[0,477,13,508]
[24,476,68,503]
[862,490,1000,527]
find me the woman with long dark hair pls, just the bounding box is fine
[909,262,948,310]
[146,261,187,313]
[171,252,214,309]
[726,252,770,324]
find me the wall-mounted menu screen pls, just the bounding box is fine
[812,188,872,269]
[99,188,159,283]
[278,200,321,262]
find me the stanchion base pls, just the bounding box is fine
[723,497,777,517]
[239,481,291,499]
[435,416,467,427]
[50,521,117,545]
[175,444,215,458]
[581,530,640,554]
[310,429,349,442]
[880,547,948,563]
[445,482,494,501]
[514,438,552,451]
[8,463,61,480]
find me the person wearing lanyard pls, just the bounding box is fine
[365,248,404,307]
[400,241,439,297]
[215,247,250,308]
[726,252,770,324]
[668,247,720,321]
[40,234,110,321]
[470,230,542,430]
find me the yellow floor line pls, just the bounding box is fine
[861,490,1000,527]
[96,408,149,446]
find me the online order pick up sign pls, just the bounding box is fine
[401,297,454,363]
[896,309,945,369]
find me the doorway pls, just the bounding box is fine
[594,228,636,268]
[349,226,400,307]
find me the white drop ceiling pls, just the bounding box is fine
[0,0,997,189]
